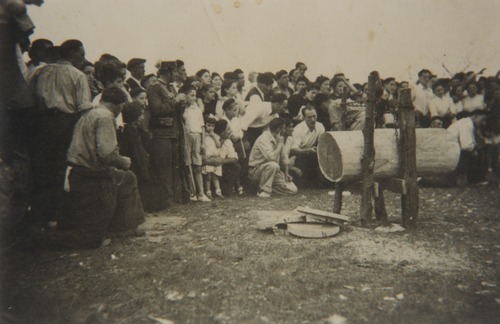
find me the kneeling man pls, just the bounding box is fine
[290,106,325,183]
[248,118,297,198]
[49,88,145,249]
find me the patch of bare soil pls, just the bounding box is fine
[1,184,499,323]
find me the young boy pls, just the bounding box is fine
[92,64,131,105]
[182,86,210,202]
[203,117,223,198]
[93,64,132,128]
[213,119,243,196]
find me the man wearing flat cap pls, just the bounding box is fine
[126,58,146,91]
[146,61,186,206]
[245,72,274,102]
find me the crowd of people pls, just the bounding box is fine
[2,30,499,248]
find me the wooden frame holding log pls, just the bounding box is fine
[317,72,460,228]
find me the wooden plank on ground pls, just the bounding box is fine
[295,206,350,223]
[303,214,345,226]
[286,223,340,238]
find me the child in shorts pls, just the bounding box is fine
[183,86,210,202]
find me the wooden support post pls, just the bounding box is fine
[398,88,418,227]
[373,184,388,223]
[333,182,344,214]
[360,72,381,226]
[332,86,349,214]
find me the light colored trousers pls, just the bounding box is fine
[248,161,297,195]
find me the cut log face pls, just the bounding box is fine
[317,129,460,182]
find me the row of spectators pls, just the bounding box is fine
[2,32,498,248]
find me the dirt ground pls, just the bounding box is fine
[1,183,499,324]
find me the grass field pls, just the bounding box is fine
[2,184,499,323]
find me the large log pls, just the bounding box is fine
[317,128,460,182]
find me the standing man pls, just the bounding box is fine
[248,118,297,198]
[234,68,246,102]
[172,59,187,94]
[147,61,186,206]
[412,69,434,128]
[240,93,288,149]
[29,39,92,228]
[295,62,308,78]
[25,38,53,81]
[275,70,294,98]
[245,72,274,102]
[126,58,146,91]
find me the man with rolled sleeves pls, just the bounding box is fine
[147,61,186,205]
[248,118,297,198]
[240,93,288,149]
[29,39,92,228]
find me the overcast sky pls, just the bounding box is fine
[27,0,500,83]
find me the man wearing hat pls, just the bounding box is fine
[245,72,274,102]
[240,93,288,149]
[147,61,186,206]
[126,58,146,91]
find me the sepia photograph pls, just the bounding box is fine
[1,0,499,323]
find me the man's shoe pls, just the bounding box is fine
[257,191,271,198]
[198,194,211,202]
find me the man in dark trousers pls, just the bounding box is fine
[26,88,145,249]
[29,39,92,228]
[147,61,187,205]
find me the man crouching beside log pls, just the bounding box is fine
[31,88,145,249]
[447,109,488,187]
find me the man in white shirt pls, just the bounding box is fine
[248,118,297,198]
[411,69,434,128]
[447,110,487,186]
[290,106,325,183]
[240,93,287,149]
[429,81,456,127]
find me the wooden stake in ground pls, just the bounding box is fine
[398,88,418,227]
[333,86,349,214]
[360,72,381,226]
